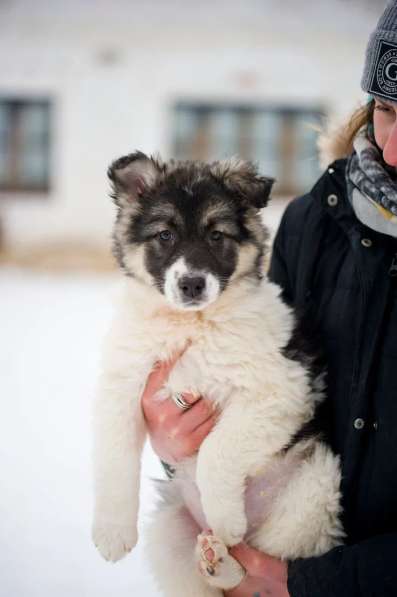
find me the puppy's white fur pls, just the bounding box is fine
[93,271,343,594]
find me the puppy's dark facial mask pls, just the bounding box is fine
[108,152,274,310]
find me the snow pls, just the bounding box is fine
[0,268,164,597]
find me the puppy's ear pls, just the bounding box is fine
[211,159,275,208]
[108,151,163,206]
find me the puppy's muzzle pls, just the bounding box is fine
[178,275,206,301]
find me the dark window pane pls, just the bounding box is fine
[251,111,283,180]
[18,103,50,187]
[0,99,51,192]
[208,109,239,159]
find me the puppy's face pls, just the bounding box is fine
[109,152,273,311]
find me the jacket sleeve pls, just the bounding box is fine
[288,533,397,596]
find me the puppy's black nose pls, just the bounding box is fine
[179,276,206,300]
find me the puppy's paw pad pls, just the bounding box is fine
[92,522,137,562]
[196,533,227,576]
[196,533,245,590]
[197,533,228,571]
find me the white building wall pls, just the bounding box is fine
[0,0,387,249]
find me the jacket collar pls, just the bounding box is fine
[313,158,356,231]
[313,158,397,253]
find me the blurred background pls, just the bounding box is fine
[0,0,387,596]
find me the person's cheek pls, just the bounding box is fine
[373,112,387,150]
[382,123,397,168]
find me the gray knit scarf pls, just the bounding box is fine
[346,127,397,237]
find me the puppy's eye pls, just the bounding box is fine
[210,230,224,242]
[158,230,174,242]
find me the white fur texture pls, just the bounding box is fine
[92,273,343,593]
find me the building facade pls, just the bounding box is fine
[0,0,386,251]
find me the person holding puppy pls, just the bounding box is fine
[142,2,397,595]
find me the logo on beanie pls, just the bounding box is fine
[369,40,397,100]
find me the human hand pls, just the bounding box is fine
[141,352,218,464]
[225,543,290,597]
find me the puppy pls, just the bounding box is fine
[92,152,344,596]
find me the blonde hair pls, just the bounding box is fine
[318,99,375,167]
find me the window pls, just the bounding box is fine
[0,98,52,193]
[172,102,325,196]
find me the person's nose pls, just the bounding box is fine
[383,122,397,167]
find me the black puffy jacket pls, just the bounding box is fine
[268,158,397,597]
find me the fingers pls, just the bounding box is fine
[170,394,213,426]
[228,543,262,573]
[188,412,217,445]
[143,355,179,398]
[140,342,218,461]
[229,543,284,580]
[148,410,217,463]
[144,390,201,429]
[175,415,217,459]
[177,399,217,435]
[169,392,201,414]
[229,542,271,577]
[141,364,169,412]
[163,412,217,460]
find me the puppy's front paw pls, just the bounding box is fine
[196,533,245,590]
[92,522,137,562]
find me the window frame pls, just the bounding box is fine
[172,100,326,197]
[0,97,52,195]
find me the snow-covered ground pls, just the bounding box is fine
[0,268,165,597]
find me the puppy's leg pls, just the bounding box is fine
[252,441,344,559]
[197,397,303,547]
[196,533,245,591]
[92,371,147,562]
[146,505,222,597]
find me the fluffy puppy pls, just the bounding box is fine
[92,152,344,596]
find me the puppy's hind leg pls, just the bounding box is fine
[252,441,344,560]
[145,503,222,597]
